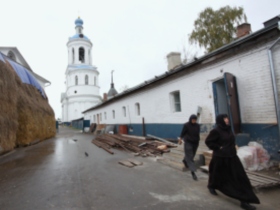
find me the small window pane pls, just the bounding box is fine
[171,91,181,112]
[135,103,140,116]
[123,107,126,117]
[85,75,88,85]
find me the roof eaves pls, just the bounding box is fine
[83,23,279,113]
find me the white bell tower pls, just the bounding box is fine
[61,17,101,122]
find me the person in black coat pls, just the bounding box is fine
[179,114,200,180]
[205,114,260,210]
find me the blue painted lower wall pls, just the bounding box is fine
[241,124,279,160]
[117,123,280,160]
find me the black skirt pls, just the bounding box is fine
[208,155,260,204]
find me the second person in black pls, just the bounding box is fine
[179,114,200,180]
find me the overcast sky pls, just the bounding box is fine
[1,0,279,119]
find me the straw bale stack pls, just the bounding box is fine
[0,61,18,153]
[0,60,55,154]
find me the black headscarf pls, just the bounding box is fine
[189,114,198,124]
[216,114,230,131]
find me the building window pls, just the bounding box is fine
[170,91,181,112]
[135,103,140,116]
[79,47,85,63]
[75,75,78,85]
[72,48,75,64]
[7,51,16,61]
[94,115,96,123]
[85,75,88,85]
[104,112,107,120]
[122,106,126,117]
[100,113,102,121]
[94,76,97,86]
[112,110,115,119]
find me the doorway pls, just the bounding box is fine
[213,73,241,134]
[213,79,229,116]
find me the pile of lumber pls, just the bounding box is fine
[92,134,176,156]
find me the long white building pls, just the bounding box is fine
[83,16,280,160]
[61,17,101,122]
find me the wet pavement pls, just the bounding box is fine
[0,126,279,210]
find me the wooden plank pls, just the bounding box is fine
[246,171,280,182]
[121,134,147,140]
[169,149,185,156]
[247,174,280,183]
[118,160,134,168]
[127,159,143,166]
[199,165,280,189]
[200,165,209,172]
[247,175,273,184]
[164,152,184,159]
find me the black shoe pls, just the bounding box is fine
[240,202,256,210]
[208,187,218,195]
[191,172,198,181]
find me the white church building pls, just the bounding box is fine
[61,17,102,122]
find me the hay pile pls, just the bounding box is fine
[0,61,18,153]
[0,60,56,154]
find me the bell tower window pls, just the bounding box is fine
[79,47,85,63]
[72,48,75,64]
[94,76,97,86]
[75,75,78,85]
[85,75,88,85]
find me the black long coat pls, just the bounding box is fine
[205,114,260,204]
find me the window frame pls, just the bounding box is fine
[122,106,126,117]
[170,91,182,112]
[112,110,115,119]
[135,103,140,116]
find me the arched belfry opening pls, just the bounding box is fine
[79,47,85,63]
[85,75,89,85]
[72,48,75,64]
[75,75,78,85]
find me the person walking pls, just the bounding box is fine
[179,114,200,181]
[205,114,260,210]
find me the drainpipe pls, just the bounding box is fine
[268,37,280,141]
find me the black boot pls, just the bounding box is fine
[240,202,256,210]
[191,172,198,181]
[208,187,218,195]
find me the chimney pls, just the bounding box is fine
[263,15,280,28]
[236,23,251,38]
[167,52,181,71]
[103,93,108,102]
